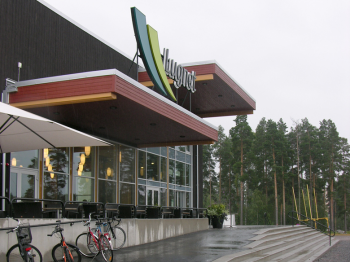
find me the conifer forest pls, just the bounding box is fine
[203,116,350,231]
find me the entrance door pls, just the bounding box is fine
[10,168,38,200]
[147,187,159,206]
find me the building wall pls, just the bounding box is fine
[0,0,138,92]
[0,217,208,261]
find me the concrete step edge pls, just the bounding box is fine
[265,235,330,262]
[250,227,314,241]
[287,239,339,262]
[247,230,323,249]
[253,225,306,235]
[251,234,327,262]
[249,229,317,247]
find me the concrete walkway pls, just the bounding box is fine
[81,226,270,262]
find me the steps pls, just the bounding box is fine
[213,225,337,262]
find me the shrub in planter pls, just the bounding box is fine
[206,204,228,229]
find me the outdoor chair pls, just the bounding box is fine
[146,206,160,219]
[118,204,135,218]
[82,203,104,218]
[181,208,193,218]
[42,202,62,218]
[136,205,147,218]
[12,202,43,218]
[105,203,119,218]
[64,203,82,218]
[161,207,174,218]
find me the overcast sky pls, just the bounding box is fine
[42,0,350,142]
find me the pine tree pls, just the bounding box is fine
[230,115,253,225]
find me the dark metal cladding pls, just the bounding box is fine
[0,0,138,93]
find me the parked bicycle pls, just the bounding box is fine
[6,218,42,262]
[75,213,113,261]
[47,220,82,262]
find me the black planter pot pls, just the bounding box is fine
[212,215,224,228]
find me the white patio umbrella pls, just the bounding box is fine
[0,101,111,153]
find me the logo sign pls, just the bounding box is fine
[162,49,196,93]
[131,7,196,101]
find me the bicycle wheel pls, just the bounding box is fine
[7,244,43,262]
[52,243,82,262]
[87,233,100,255]
[111,226,126,250]
[99,235,113,262]
[75,233,96,258]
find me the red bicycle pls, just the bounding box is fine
[79,213,113,262]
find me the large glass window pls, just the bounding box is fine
[160,188,167,207]
[169,159,175,184]
[73,147,95,201]
[119,146,135,183]
[74,177,94,201]
[99,180,116,204]
[160,157,167,183]
[169,189,175,207]
[138,151,146,179]
[43,148,69,202]
[73,147,95,177]
[147,153,159,181]
[186,164,191,187]
[11,150,38,169]
[98,147,116,180]
[176,162,185,185]
[43,172,69,202]
[138,185,146,205]
[120,183,135,204]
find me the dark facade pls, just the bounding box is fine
[0,0,138,92]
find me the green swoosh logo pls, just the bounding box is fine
[131,7,176,102]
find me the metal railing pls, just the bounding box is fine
[288,210,335,246]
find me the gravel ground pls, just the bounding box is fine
[314,236,350,262]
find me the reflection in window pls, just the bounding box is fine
[74,177,94,201]
[120,183,135,204]
[160,188,167,207]
[21,174,35,199]
[44,148,69,174]
[11,150,38,169]
[160,157,167,183]
[186,192,190,207]
[10,173,17,200]
[119,146,135,183]
[138,185,146,205]
[169,189,175,207]
[176,162,185,185]
[169,160,175,184]
[186,164,191,186]
[147,153,159,181]
[98,147,116,180]
[73,147,95,177]
[43,172,69,202]
[138,151,146,179]
[98,180,116,204]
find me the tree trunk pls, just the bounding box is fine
[344,175,347,233]
[240,138,244,225]
[219,157,221,202]
[273,147,278,225]
[282,157,285,225]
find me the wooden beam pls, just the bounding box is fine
[138,140,215,148]
[10,92,117,109]
[197,110,254,118]
[139,74,214,87]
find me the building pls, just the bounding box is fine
[0,0,255,212]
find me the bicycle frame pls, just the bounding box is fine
[6,218,34,261]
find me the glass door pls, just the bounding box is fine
[147,187,160,206]
[10,168,38,200]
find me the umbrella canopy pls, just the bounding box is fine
[0,102,111,153]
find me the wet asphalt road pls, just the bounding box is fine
[81,226,263,262]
